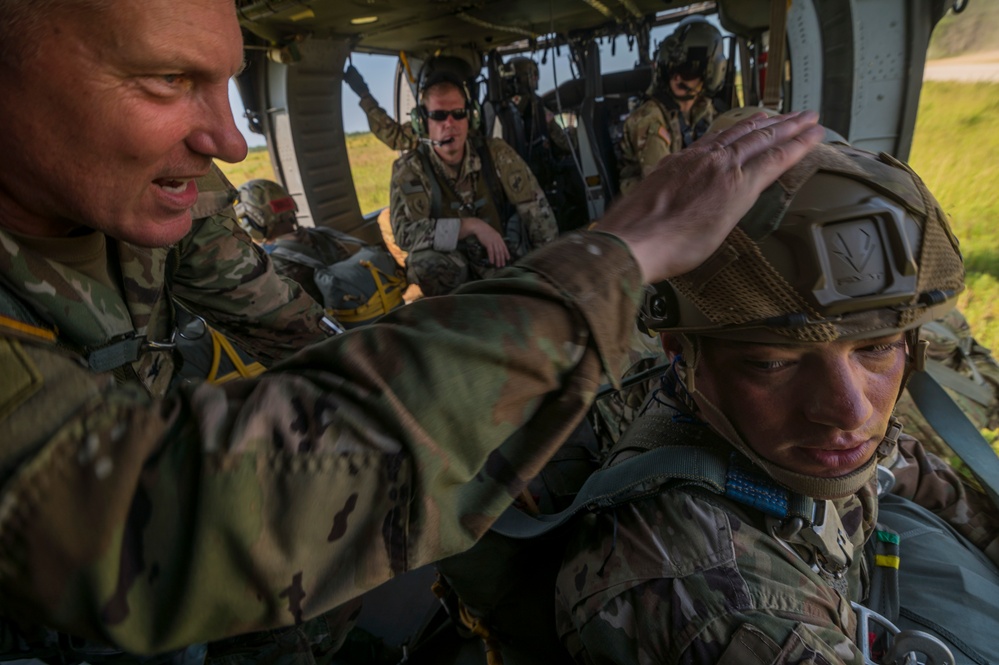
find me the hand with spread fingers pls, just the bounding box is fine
[597,110,824,283]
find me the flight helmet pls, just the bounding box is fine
[654,16,727,99]
[505,56,540,96]
[234,179,299,242]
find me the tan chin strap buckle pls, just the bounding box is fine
[851,602,955,665]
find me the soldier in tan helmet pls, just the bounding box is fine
[557,137,999,665]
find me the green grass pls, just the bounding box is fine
[217,136,397,215]
[908,81,999,355]
[218,147,275,184]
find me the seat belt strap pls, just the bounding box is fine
[493,412,814,539]
[906,369,999,506]
[923,358,993,406]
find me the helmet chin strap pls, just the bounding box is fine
[673,333,901,500]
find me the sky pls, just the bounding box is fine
[227,22,714,149]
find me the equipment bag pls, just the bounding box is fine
[313,245,406,328]
[272,235,407,329]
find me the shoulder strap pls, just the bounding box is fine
[306,226,368,248]
[0,278,58,344]
[906,369,999,506]
[924,358,993,406]
[492,411,814,539]
[474,138,514,223]
[416,144,444,219]
[269,246,327,270]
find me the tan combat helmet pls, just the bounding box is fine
[639,139,965,498]
[234,179,299,242]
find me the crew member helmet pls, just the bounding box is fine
[654,16,727,98]
[234,179,299,242]
[640,140,964,345]
[505,56,540,96]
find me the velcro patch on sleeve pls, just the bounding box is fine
[657,125,672,146]
[0,338,43,422]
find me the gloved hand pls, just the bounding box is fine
[343,65,370,98]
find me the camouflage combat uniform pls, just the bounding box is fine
[360,94,420,152]
[0,166,364,663]
[389,137,558,295]
[0,211,641,661]
[895,308,999,459]
[618,95,716,195]
[556,376,999,664]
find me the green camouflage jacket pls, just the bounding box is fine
[0,165,328,398]
[389,137,558,259]
[557,392,999,664]
[0,220,641,656]
[618,95,717,195]
[361,95,420,152]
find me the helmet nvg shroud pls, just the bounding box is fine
[234,179,299,242]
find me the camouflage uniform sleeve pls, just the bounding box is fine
[487,138,558,249]
[557,492,865,664]
[0,231,641,655]
[389,152,461,254]
[171,209,328,366]
[618,102,672,196]
[360,94,419,152]
[889,434,999,565]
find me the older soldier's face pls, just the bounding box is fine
[683,334,907,478]
[0,0,247,246]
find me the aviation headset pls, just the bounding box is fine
[410,69,482,137]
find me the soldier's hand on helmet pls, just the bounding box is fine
[343,65,370,98]
[459,217,511,267]
[596,111,823,284]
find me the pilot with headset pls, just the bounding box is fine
[618,16,727,195]
[388,69,558,296]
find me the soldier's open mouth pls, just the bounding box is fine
[156,178,193,194]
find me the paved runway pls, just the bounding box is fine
[924,52,999,82]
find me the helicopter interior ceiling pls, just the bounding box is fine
[236,0,722,55]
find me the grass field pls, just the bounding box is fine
[218,133,397,215]
[217,81,999,351]
[909,81,999,355]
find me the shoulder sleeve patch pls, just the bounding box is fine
[657,125,672,147]
[0,338,43,422]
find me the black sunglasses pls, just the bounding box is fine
[425,108,469,121]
